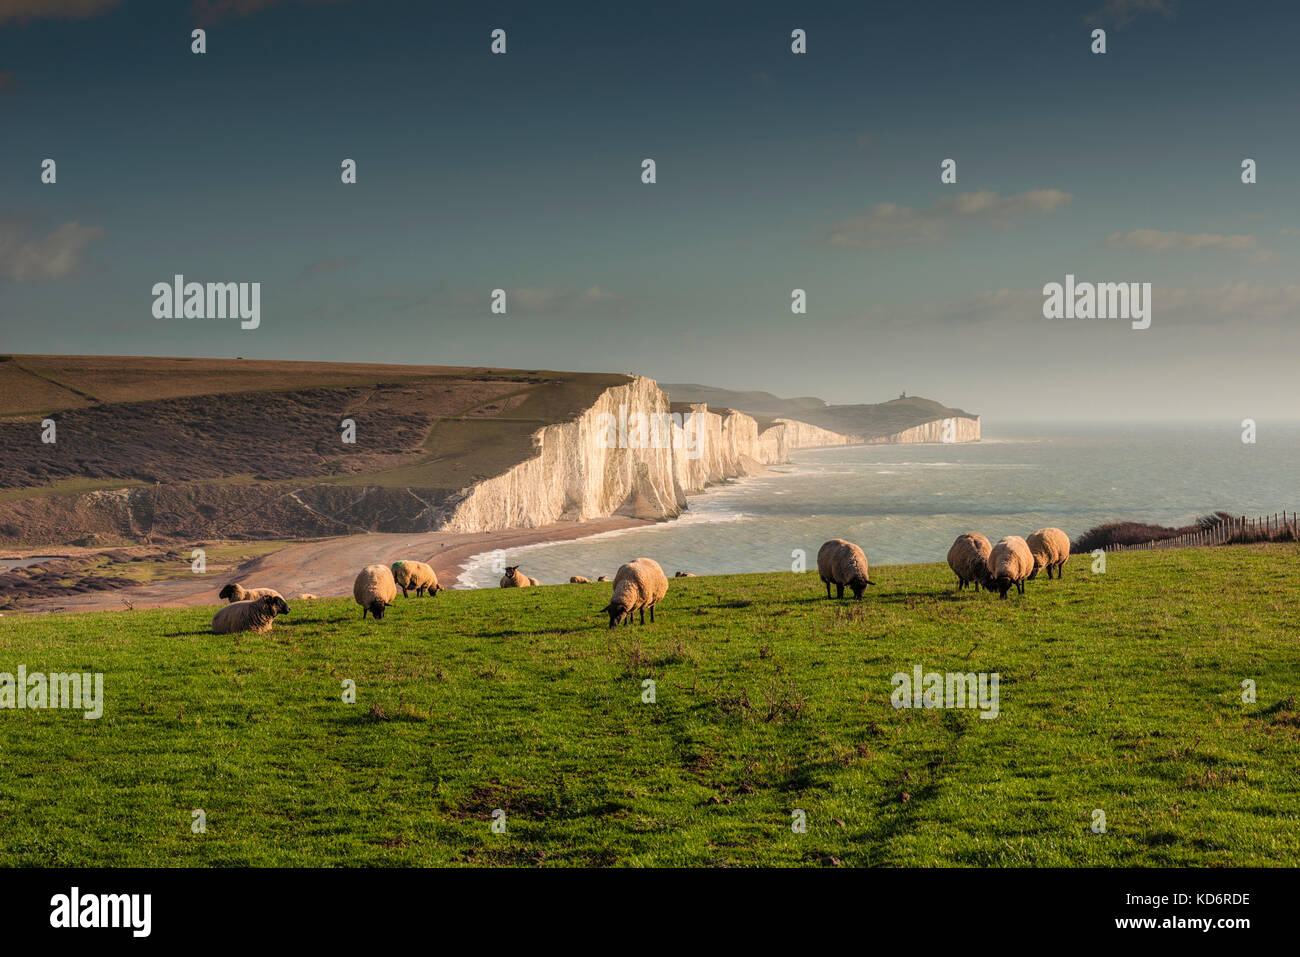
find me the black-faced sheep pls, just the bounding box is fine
[947,533,993,591]
[499,566,533,588]
[354,564,398,619]
[817,539,875,600]
[601,558,669,629]
[987,536,1034,598]
[211,594,289,634]
[218,583,284,603]
[1026,527,1070,580]
[391,560,442,597]
[596,576,609,582]
[675,571,696,577]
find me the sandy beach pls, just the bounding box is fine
[11,516,652,614]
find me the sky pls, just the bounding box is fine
[1,0,1297,422]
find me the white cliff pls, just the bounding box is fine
[864,416,981,444]
[442,376,978,534]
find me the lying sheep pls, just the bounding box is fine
[947,533,993,591]
[1026,527,1071,580]
[987,536,1034,598]
[499,566,533,588]
[601,558,668,629]
[391,559,442,597]
[675,571,696,578]
[293,593,318,600]
[596,576,609,582]
[569,576,590,584]
[212,594,289,635]
[354,563,398,620]
[817,539,875,600]
[218,583,284,604]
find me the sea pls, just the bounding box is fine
[456,422,1300,588]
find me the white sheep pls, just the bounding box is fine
[817,539,875,600]
[675,571,696,578]
[391,560,442,597]
[211,594,289,634]
[987,536,1034,598]
[601,558,669,629]
[569,576,591,584]
[1026,527,1070,580]
[500,566,533,588]
[354,564,398,619]
[947,533,993,591]
[218,583,284,603]
[596,576,609,582]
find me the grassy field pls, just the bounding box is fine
[1,545,1297,867]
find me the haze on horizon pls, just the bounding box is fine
[1,0,1297,424]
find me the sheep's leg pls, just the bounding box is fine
[639,607,645,625]
[1057,562,1065,577]
[836,583,844,599]
[649,604,655,622]
[824,578,831,599]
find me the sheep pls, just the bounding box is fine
[293,593,317,600]
[218,583,284,604]
[354,563,398,619]
[391,559,442,597]
[675,571,696,578]
[528,576,540,586]
[817,539,875,600]
[211,594,289,634]
[987,536,1034,598]
[947,533,993,591]
[600,558,669,629]
[1026,527,1071,580]
[596,576,609,582]
[499,566,533,588]
[569,576,590,584]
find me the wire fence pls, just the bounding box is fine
[1108,512,1299,552]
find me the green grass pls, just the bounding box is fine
[1,545,1298,867]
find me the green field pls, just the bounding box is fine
[1,545,1297,867]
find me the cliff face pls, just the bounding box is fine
[864,415,981,444]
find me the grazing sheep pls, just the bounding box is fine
[947,533,993,591]
[817,539,875,600]
[499,566,533,588]
[354,564,398,620]
[596,576,609,582]
[211,594,289,634]
[218,583,284,604]
[601,558,669,629]
[987,536,1034,598]
[675,571,696,577]
[391,559,442,597]
[569,576,590,584]
[1026,527,1071,580]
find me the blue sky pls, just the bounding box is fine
[1,0,1297,421]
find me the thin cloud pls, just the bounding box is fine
[0,220,105,282]
[0,0,121,24]
[1105,229,1257,252]
[827,189,1072,249]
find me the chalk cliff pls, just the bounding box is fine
[864,415,981,444]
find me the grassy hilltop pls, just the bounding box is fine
[1,545,1297,867]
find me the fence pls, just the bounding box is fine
[1109,512,1299,552]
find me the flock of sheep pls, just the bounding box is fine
[207,527,1072,635]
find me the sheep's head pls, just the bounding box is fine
[504,566,519,576]
[849,575,875,600]
[369,599,389,619]
[430,584,443,596]
[994,577,1013,599]
[262,594,290,617]
[600,600,627,629]
[218,584,240,601]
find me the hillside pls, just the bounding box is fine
[1,545,1296,866]
[662,384,977,440]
